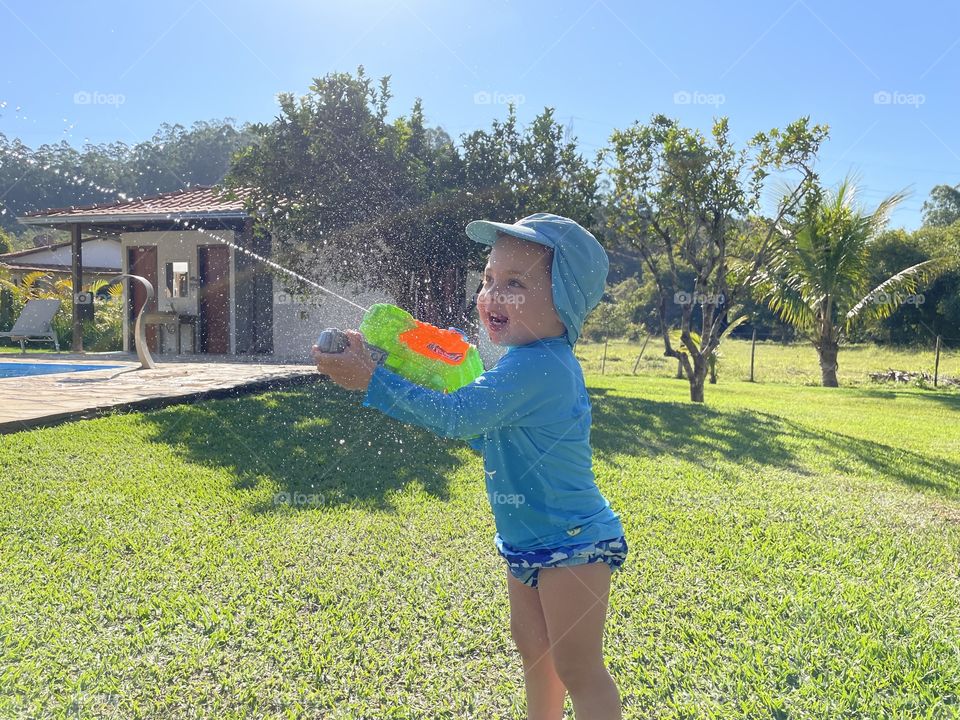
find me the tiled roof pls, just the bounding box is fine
[0,236,118,259]
[18,186,253,223]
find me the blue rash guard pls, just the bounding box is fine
[362,334,625,551]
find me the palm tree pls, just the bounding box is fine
[753,176,948,387]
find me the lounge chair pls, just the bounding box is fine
[0,299,61,353]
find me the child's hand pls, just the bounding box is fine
[311,329,377,392]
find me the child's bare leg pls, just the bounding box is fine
[537,563,621,720]
[507,570,566,720]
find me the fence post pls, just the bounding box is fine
[749,327,757,383]
[633,334,651,374]
[934,335,941,388]
[601,339,608,375]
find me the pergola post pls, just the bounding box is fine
[70,223,83,352]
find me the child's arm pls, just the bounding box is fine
[313,330,546,440]
[362,355,543,440]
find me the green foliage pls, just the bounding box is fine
[921,183,960,227]
[0,119,256,232]
[862,227,960,344]
[227,69,600,329]
[461,106,600,226]
[581,278,647,341]
[0,227,12,254]
[227,68,472,325]
[603,114,827,400]
[751,175,955,385]
[756,176,947,338]
[0,269,122,350]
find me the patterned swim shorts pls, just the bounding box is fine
[495,533,629,589]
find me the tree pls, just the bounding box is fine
[228,77,601,332]
[922,184,960,227]
[669,313,749,384]
[753,176,951,386]
[461,105,600,226]
[0,227,12,255]
[227,69,484,328]
[0,120,255,232]
[604,114,828,402]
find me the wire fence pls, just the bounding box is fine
[582,326,960,388]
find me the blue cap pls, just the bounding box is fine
[466,213,609,346]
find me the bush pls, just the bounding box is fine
[0,270,123,352]
[581,277,647,341]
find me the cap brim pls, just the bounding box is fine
[466,220,553,248]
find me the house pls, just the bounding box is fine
[17,186,502,366]
[0,237,122,287]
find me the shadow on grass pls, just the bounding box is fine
[138,378,959,516]
[852,385,960,410]
[139,378,470,514]
[588,388,960,497]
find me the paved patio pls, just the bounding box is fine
[0,354,317,433]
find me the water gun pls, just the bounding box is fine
[316,303,484,393]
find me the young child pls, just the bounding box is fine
[312,212,627,720]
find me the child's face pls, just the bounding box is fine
[477,234,567,346]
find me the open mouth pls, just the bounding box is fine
[487,312,509,332]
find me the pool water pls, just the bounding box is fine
[0,362,124,379]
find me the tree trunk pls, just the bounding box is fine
[819,342,839,387]
[688,353,709,403]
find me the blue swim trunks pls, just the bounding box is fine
[495,533,629,589]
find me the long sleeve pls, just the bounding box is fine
[361,350,547,440]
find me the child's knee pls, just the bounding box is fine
[549,646,606,689]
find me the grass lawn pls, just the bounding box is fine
[575,337,960,388]
[1,372,959,718]
[0,346,58,354]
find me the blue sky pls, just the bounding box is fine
[2,0,958,229]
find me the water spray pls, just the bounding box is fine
[1,146,484,390]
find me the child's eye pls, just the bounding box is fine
[509,280,523,287]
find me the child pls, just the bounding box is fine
[312,213,627,720]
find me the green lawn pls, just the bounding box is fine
[575,337,960,388]
[0,345,58,354]
[1,373,959,718]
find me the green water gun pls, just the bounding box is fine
[316,303,484,393]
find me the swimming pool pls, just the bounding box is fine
[0,362,125,379]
